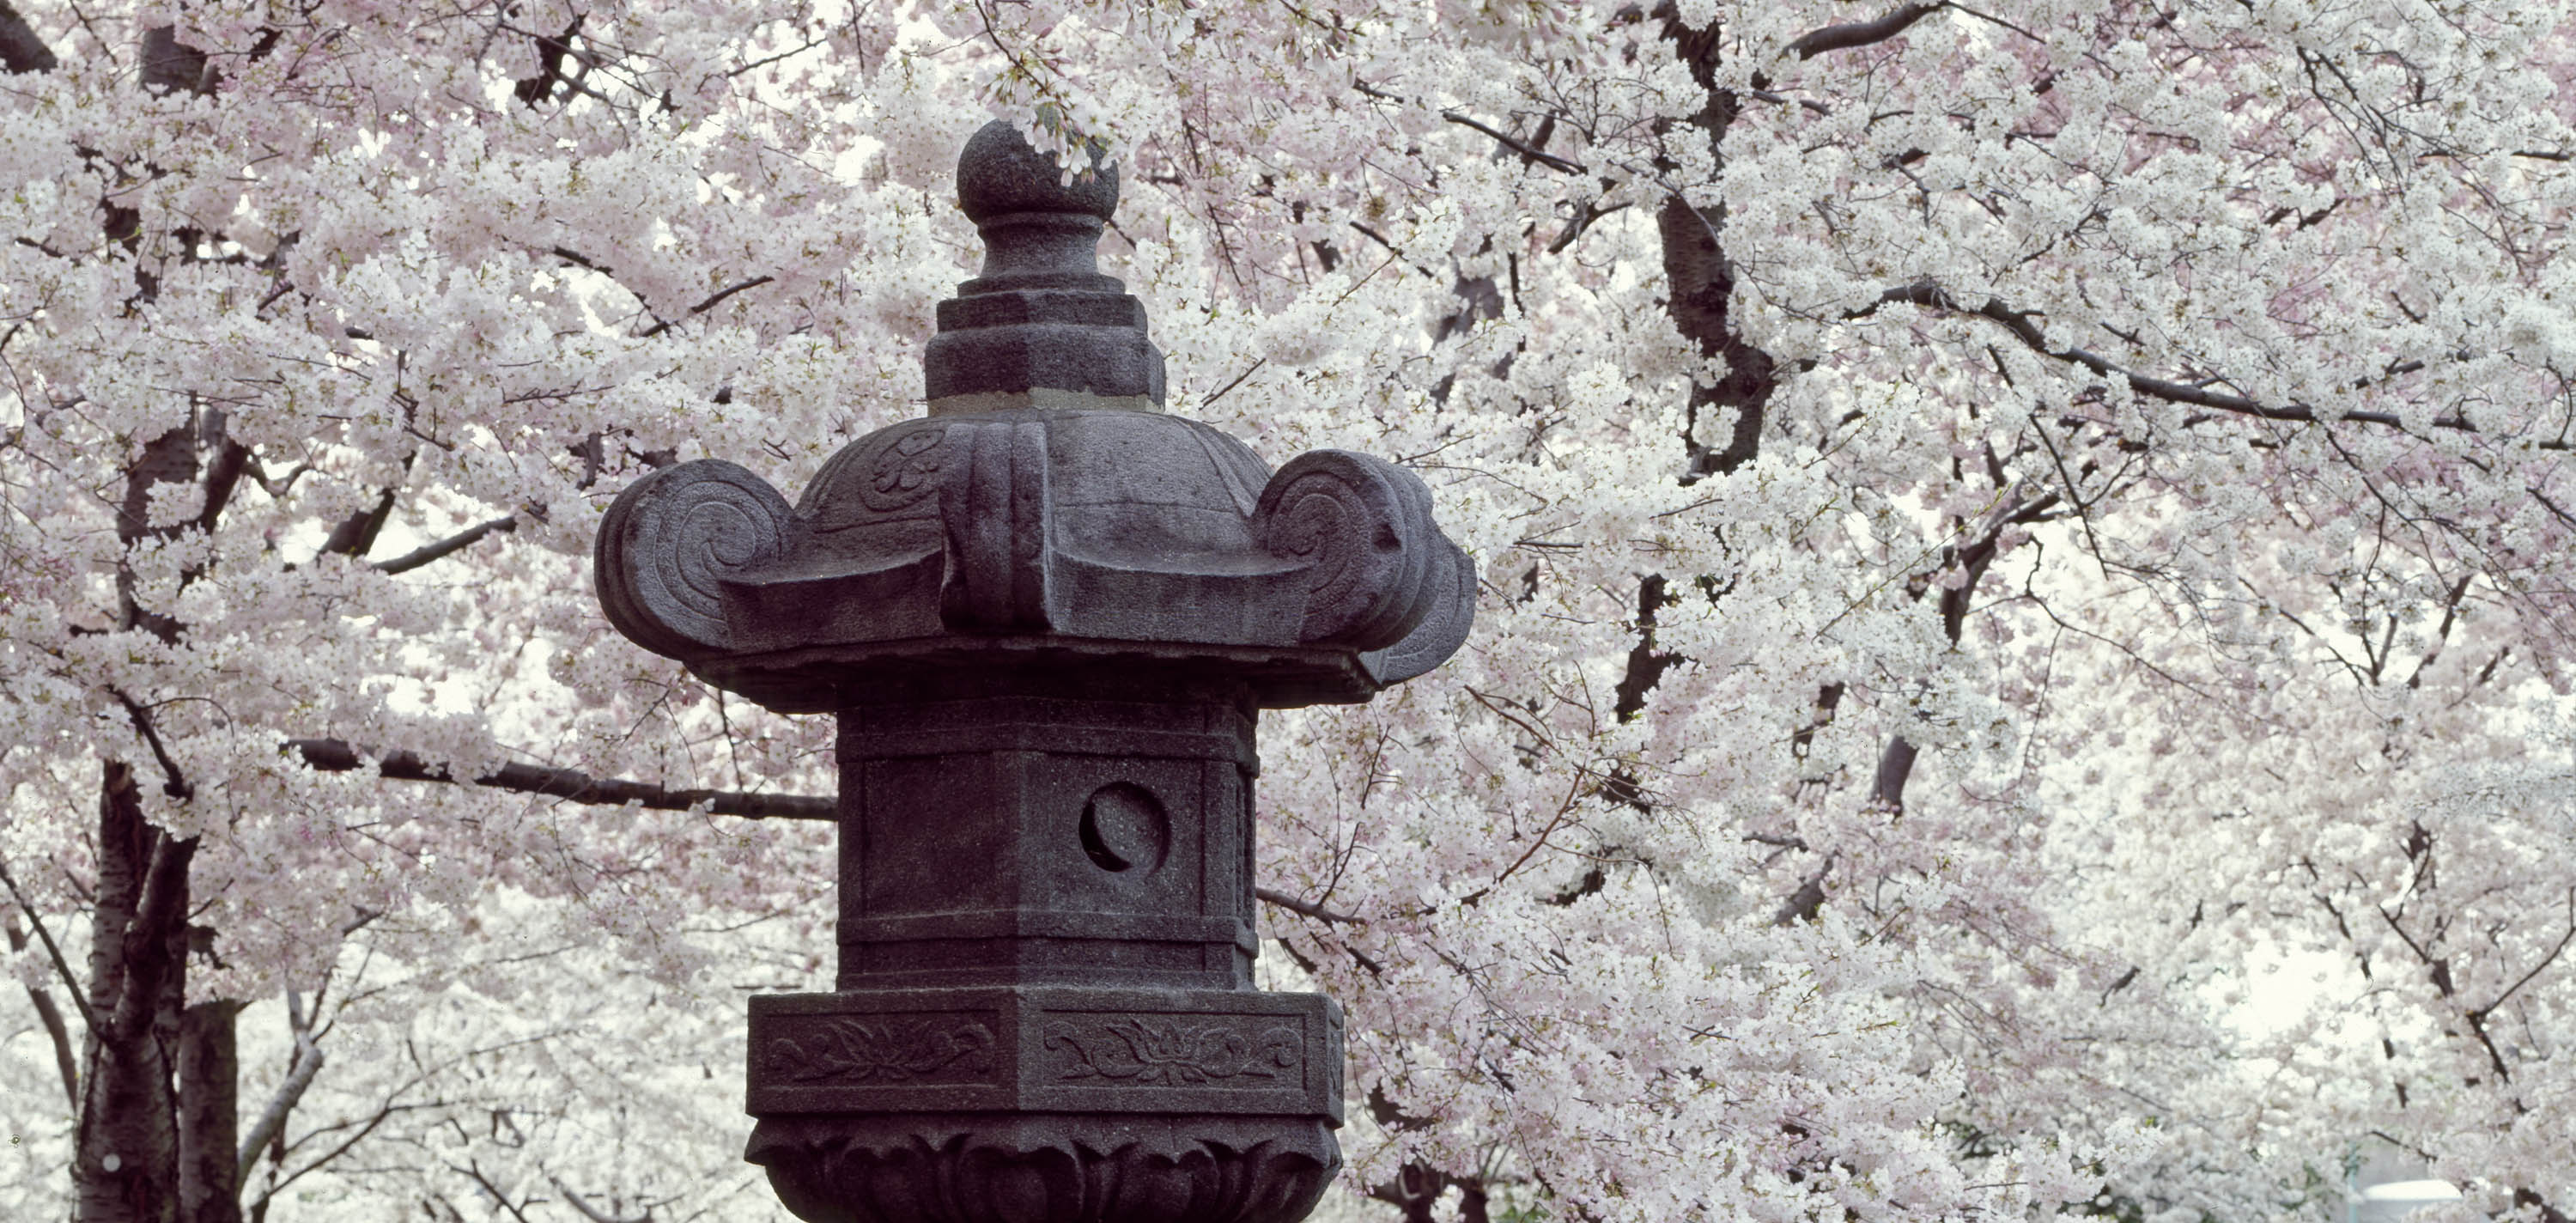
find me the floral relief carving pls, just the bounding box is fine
[862,425,949,512]
[1042,1019,1299,1086]
[749,1113,1339,1223]
[765,1017,996,1085]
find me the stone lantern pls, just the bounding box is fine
[593,120,1474,1223]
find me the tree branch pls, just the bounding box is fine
[24,983,77,1109]
[236,1025,325,1186]
[1200,357,1268,409]
[1862,283,2566,448]
[1773,853,1836,926]
[2478,893,2576,1017]
[318,486,400,562]
[286,739,837,820]
[196,439,252,534]
[512,17,585,108]
[1787,3,1945,60]
[637,276,775,338]
[374,515,518,575]
[459,1159,537,1223]
[1439,111,1583,174]
[1256,887,1365,924]
[242,1097,422,1213]
[550,1177,654,1223]
[0,857,93,1033]
[115,690,194,799]
[2,911,79,1108]
[1871,737,1918,812]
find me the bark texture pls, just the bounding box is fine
[77,762,195,1223]
[178,1000,244,1223]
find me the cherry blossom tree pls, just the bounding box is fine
[3,2,2574,1222]
[0,3,865,1218]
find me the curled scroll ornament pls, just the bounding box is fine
[595,459,793,659]
[1361,537,1476,685]
[1251,449,1442,650]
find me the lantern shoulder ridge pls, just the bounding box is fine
[594,407,1473,709]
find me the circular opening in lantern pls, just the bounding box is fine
[1079,782,1168,874]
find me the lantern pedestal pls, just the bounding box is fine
[745,984,1343,1223]
[748,1112,1338,1223]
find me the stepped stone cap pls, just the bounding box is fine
[933,120,1159,411]
[595,119,1476,712]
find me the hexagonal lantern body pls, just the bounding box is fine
[595,120,1474,1223]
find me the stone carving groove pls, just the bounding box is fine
[936,417,1051,631]
[1044,1019,1300,1086]
[765,1019,999,1085]
[1076,783,1168,874]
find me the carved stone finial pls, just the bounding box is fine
[955,119,1119,225]
[926,120,1163,412]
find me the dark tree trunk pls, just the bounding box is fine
[1657,195,1775,480]
[85,21,248,1202]
[0,0,54,73]
[12,12,254,1217]
[1608,15,1783,730]
[77,761,194,1223]
[178,1000,244,1223]
[1657,12,1777,482]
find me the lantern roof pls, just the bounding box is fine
[596,121,1473,712]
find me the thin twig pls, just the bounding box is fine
[2479,892,2576,1016]
[1201,357,1267,408]
[1439,111,1583,174]
[1256,886,1366,924]
[638,275,775,338]
[1346,222,1431,276]
[1860,283,2564,450]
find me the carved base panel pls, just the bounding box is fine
[748,1112,1338,1223]
[749,986,1342,1121]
